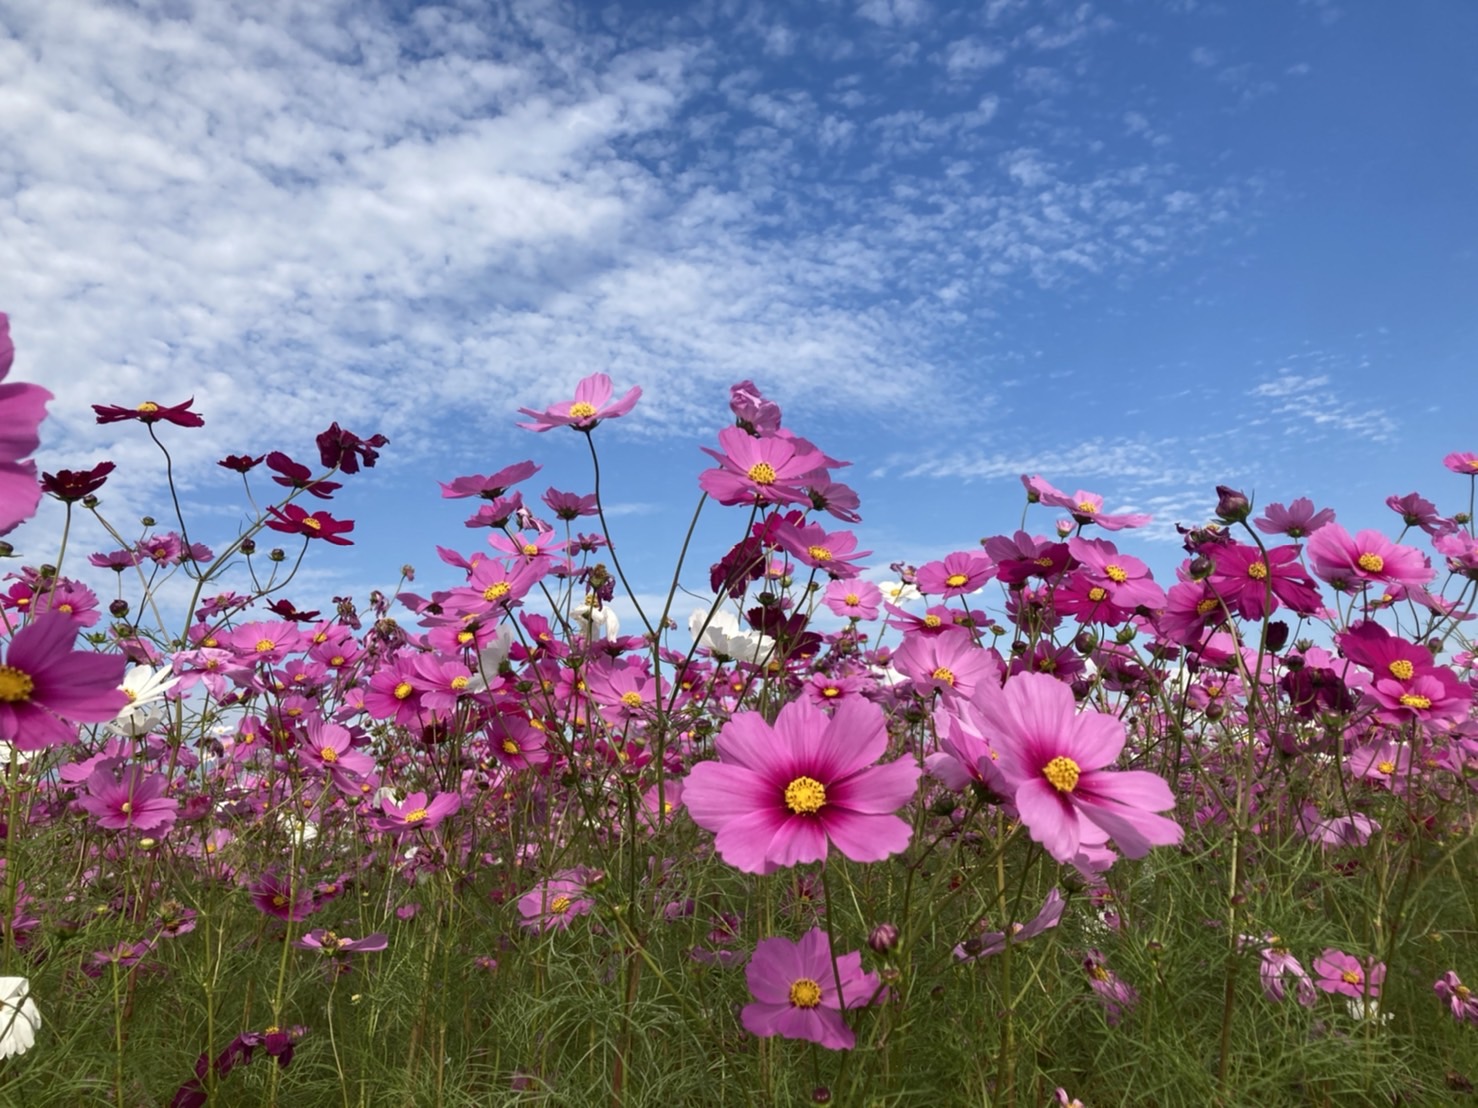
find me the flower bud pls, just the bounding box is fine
[141,516,156,527]
[240,538,256,555]
[868,922,901,955]
[82,494,100,509]
[109,599,130,618]
[269,548,286,562]
[0,542,12,558]
[1214,485,1251,523]
[1188,555,1214,580]
[1115,625,1137,645]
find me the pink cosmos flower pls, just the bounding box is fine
[1254,497,1335,538]
[0,313,52,535]
[0,613,129,750]
[296,929,388,954]
[299,719,375,787]
[1385,492,1456,537]
[1240,934,1316,1006]
[1204,542,1323,620]
[698,426,826,507]
[768,516,871,579]
[518,868,598,931]
[366,790,462,835]
[683,698,920,875]
[955,889,1065,961]
[265,504,355,545]
[1065,538,1165,610]
[1312,949,1384,1000]
[439,461,541,499]
[1084,949,1139,1024]
[1022,476,1151,531]
[1434,972,1478,1024]
[740,928,883,1050]
[729,379,783,434]
[891,632,1000,701]
[915,551,996,597]
[1305,524,1434,592]
[517,372,641,432]
[822,579,882,620]
[1442,451,1478,475]
[77,766,179,833]
[249,871,315,921]
[984,672,1183,864]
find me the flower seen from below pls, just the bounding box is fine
[517,372,641,432]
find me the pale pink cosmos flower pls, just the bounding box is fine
[1312,948,1385,1001]
[1434,971,1478,1024]
[741,928,883,1050]
[517,372,641,432]
[366,790,462,835]
[0,313,53,536]
[1022,476,1151,531]
[518,868,598,932]
[1442,451,1478,475]
[1254,497,1336,538]
[1305,524,1434,592]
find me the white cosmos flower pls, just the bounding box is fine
[573,601,620,642]
[879,580,922,605]
[0,977,40,1059]
[109,664,182,737]
[688,608,777,666]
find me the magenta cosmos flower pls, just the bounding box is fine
[1312,948,1385,1000]
[366,790,462,835]
[683,698,920,875]
[77,765,179,833]
[698,426,826,507]
[822,578,882,620]
[517,372,641,432]
[1443,451,1478,475]
[0,313,52,536]
[741,928,883,1050]
[1305,524,1434,592]
[92,397,205,427]
[518,868,598,932]
[0,613,129,750]
[984,672,1182,864]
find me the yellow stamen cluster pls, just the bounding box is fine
[788,978,822,1008]
[483,581,511,601]
[1247,561,1269,580]
[1388,659,1414,680]
[1104,565,1128,584]
[568,402,598,420]
[747,461,777,485]
[393,681,414,700]
[1357,552,1385,573]
[403,808,428,823]
[784,776,827,815]
[620,691,643,708]
[931,666,955,686]
[136,401,160,413]
[1087,586,1108,602]
[0,666,35,703]
[1043,755,1081,793]
[945,572,969,588]
[1399,693,1431,710]
[808,545,833,562]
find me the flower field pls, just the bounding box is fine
[1,311,1476,1106]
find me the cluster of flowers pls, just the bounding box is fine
[0,304,1475,1080]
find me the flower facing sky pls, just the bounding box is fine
[683,698,920,874]
[741,928,882,1050]
[516,372,641,432]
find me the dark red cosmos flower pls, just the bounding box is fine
[217,454,265,473]
[266,599,321,622]
[316,423,388,475]
[92,398,205,427]
[40,462,115,503]
[265,453,341,499]
[265,504,355,545]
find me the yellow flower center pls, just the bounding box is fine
[1104,565,1128,584]
[1087,586,1108,602]
[1035,556,1054,567]
[923,615,942,628]
[0,666,35,703]
[821,686,840,698]
[620,691,643,708]
[1196,598,1220,615]
[451,676,470,690]
[1457,985,1473,1000]
[393,681,414,700]
[747,461,777,485]
[456,632,474,645]
[844,593,860,605]
[568,401,598,420]
[784,776,827,815]
[1357,552,1385,573]
[136,401,159,413]
[808,545,833,562]
[272,894,288,907]
[945,573,969,588]
[330,655,346,666]
[302,517,321,531]
[483,582,511,601]
[255,638,274,653]
[1247,561,1268,580]
[1376,759,1395,775]
[1388,659,1414,680]
[320,747,338,763]
[1341,970,1361,985]
[403,807,428,823]
[120,801,133,814]
[1088,963,1111,982]
[1399,693,1431,710]
[521,543,539,555]
[1043,755,1081,792]
[788,978,822,1008]
[931,666,955,686]
[503,739,520,755]
[550,895,572,914]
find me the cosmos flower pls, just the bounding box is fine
[77,766,179,833]
[0,312,52,535]
[698,427,826,507]
[1253,497,1336,538]
[517,372,641,432]
[1305,524,1434,592]
[984,672,1183,864]
[683,697,920,875]
[1312,949,1385,1001]
[518,869,598,932]
[265,504,356,545]
[0,613,129,750]
[92,398,204,427]
[365,790,462,835]
[439,461,542,500]
[0,976,40,1059]
[740,928,883,1050]
[822,579,882,620]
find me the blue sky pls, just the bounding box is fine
[4,0,1475,627]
